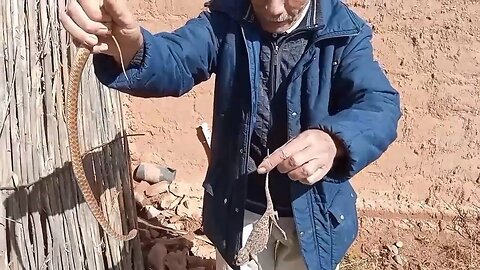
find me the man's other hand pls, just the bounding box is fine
[258,129,344,185]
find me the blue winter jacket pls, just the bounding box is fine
[93,0,401,269]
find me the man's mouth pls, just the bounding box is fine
[266,19,289,25]
[266,15,291,23]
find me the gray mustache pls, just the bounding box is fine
[266,14,291,22]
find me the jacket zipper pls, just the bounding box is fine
[266,36,280,155]
[266,30,303,154]
[269,40,279,101]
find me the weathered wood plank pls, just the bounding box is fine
[5,0,29,268]
[80,60,106,270]
[28,0,47,267]
[58,169,83,270]
[37,0,49,180]
[0,1,10,265]
[41,180,54,269]
[1,0,144,268]
[30,191,45,269]
[15,1,39,268]
[12,0,29,188]
[0,192,8,270]
[57,0,71,166]
[39,0,60,174]
[49,175,71,270]
[95,84,117,268]
[39,1,67,268]
[6,192,27,270]
[17,0,35,188]
[47,1,80,267]
[6,0,22,191]
[26,0,41,183]
[0,0,12,185]
[96,148,116,269]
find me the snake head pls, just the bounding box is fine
[234,249,250,266]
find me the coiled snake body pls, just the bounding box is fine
[66,45,137,241]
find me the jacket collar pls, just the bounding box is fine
[208,0,363,36]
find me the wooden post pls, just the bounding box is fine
[0,0,144,269]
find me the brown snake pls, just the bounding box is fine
[66,43,137,241]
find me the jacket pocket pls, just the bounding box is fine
[327,184,359,267]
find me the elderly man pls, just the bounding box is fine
[60,0,401,269]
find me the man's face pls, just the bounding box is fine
[251,0,310,33]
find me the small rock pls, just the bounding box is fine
[146,205,162,219]
[438,220,447,231]
[170,215,181,223]
[146,182,170,197]
[141,229,152,241]
[395,241,404,249]
[147,242,168,270]
[163,210,175,218]
[177,199,198,217]
[163,221,182,231]
[393,254,403,265]
[390,245,399,255]
[133,190,146,206]
[169,182,184,197]
[150,228,160,238]
[135,180,151,193]
[398,221,412,230]
[160,193,178,210]
[133,181,151,206]
[187,256,216,270]
[187,256,208,268]
[156,237,194,250]
[177,203,190,217]
[165,250,188,270]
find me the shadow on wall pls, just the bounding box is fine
[1,132,143,270]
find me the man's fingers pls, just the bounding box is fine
[277,145,317,174]
[258,136,309,174]
[78,0,112,22]
[302,164,329,185]
[92,43,109,54]
[103,0,137,28]
[287,158,324,181]
[60,11,99,47]
[67,0,111,36]
[257,138,304,173]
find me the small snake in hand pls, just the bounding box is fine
[66,37,137,241]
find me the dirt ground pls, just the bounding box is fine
[121,0,480,268]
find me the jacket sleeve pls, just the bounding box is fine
[314,25,401,182]
[92,11,218,97]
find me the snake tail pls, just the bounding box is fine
[66,45,137,241]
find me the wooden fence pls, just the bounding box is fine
[0,0,144,269]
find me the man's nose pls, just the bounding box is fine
[265,0,284,17]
